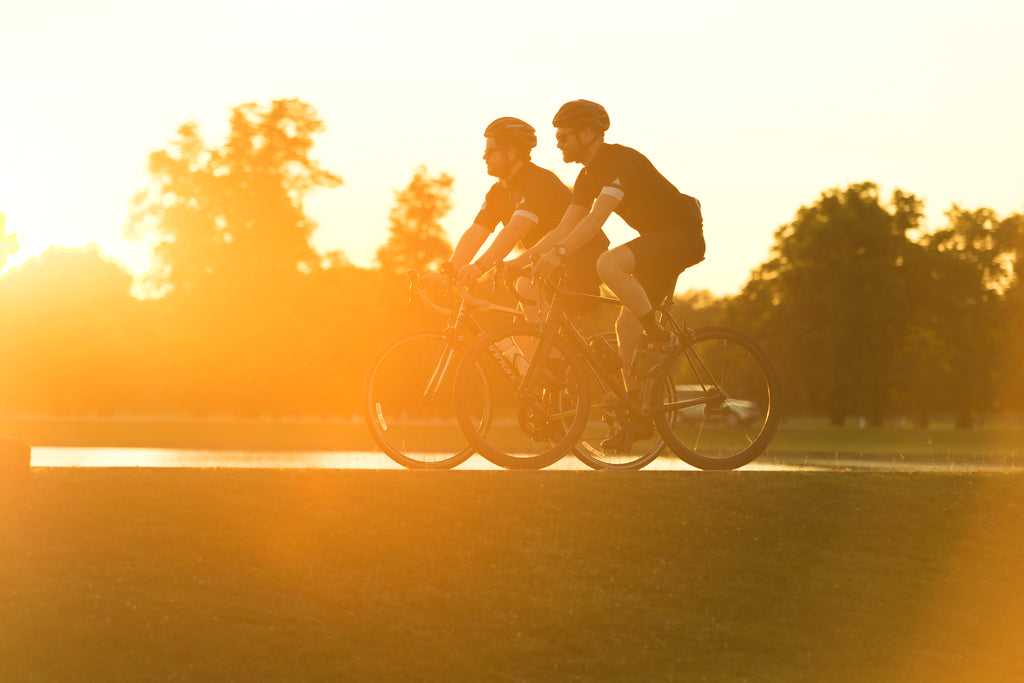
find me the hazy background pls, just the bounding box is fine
[1,0,1021,296]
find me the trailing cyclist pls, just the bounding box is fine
[531,100,706,450]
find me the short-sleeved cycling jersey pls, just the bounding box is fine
[474,162,610,251]
[473,161,609,296]
[570,144,702,234]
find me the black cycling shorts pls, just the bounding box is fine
[626,227,705,305]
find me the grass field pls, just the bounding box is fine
[2,468,1023,682]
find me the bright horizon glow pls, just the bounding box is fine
[1,0,1021,297]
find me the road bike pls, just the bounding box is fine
[452,273,781,470]
[362,268,521,468]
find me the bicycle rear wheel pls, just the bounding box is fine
[454,325,589,470]
[363,332,489,469]
[653,326,780,470]
[572,333,669,471]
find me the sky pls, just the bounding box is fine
[1,0,1021,297]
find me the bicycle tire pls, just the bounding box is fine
[363,332,489,469]
[454,324,590,470]
[653,325,780,470]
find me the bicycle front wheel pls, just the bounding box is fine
[454,325,590,470]
[363,332,489,469]
[654,326,780,470]
[572,333,668,471]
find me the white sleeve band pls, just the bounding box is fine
[511,209,540,224]
[600,186,625,201]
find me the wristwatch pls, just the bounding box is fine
[555,245,568,258]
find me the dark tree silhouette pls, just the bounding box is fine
[728,183,914,424]
[911,206,1007,427]
[726,184,1018,426]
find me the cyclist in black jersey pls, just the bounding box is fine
[437,117,608,315]
[532,100,705,450]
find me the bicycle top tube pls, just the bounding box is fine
[536,269,676,314]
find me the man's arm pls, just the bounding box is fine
[533,193,621,277]
[554,193,620,253]
[458,214,535,283]
[472,214,534,271]
[449,224,491,269]
[506,204,589,268]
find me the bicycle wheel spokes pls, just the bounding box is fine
[655,326,780,470]
[455,325,589,469]
[363,333,488,468]
[573,334,667,470]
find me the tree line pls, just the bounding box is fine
[0,99,1020,426]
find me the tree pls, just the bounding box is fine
[996,212,1024,413]
[726,183,917,424]
[126,99,342,296]
[376,166,453,275]
[0,212,17,269]
[728,183,1019,426]
[0,248,141,414]
[910,206,1008,426]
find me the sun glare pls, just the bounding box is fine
[0,150,154,295]
[0,212,154,282]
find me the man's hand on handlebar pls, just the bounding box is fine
[457,263,483,286]
[422,261,464,299]
[534,249,563,280]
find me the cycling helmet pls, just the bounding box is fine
[484,117,537,149]
[552,100,610,132]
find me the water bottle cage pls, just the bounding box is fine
[588,336,622,371]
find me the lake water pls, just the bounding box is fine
[27,447,820,471]
[24,447,1024,472]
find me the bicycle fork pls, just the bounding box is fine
[420,344,459,402]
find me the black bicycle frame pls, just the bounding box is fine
[518,284,722,420]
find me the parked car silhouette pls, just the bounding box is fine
[673,384,760,426]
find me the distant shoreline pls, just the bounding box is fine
[0,416,376,452]
[2,416,1022,460]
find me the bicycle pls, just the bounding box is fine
[362,267,522,468]
[452,272,781,470]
